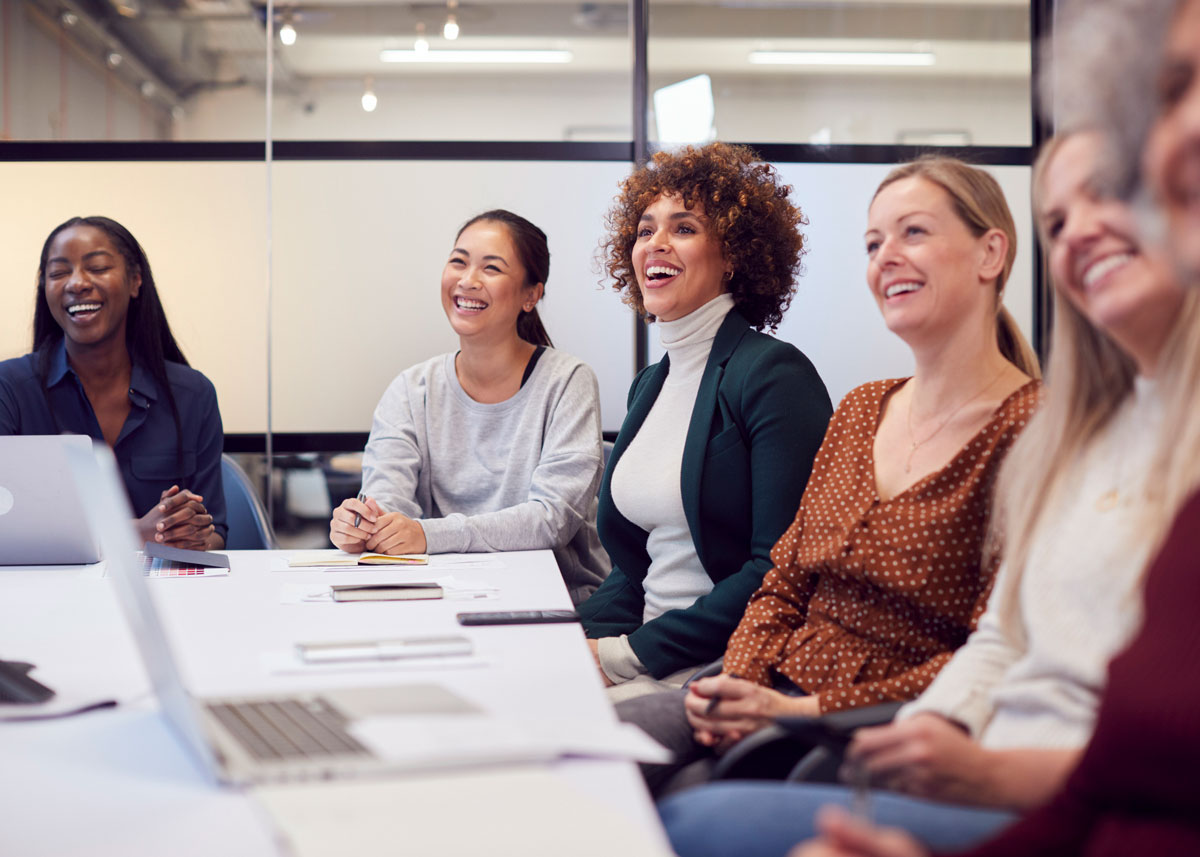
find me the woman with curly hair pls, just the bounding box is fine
[618,155,1041,796]
[577,142,833,702]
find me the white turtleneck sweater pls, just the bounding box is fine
[599,293,735,682]
[900,376,1163,749]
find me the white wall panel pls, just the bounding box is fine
[0,159,636,435]
[648,162,1034,408]
[268,159,636,434]
[0,158,1032,439]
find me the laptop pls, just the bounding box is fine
[65,441,485,786]
[0,435,100,566]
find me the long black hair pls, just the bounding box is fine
[455,210,554,348]
[34,216,188,459]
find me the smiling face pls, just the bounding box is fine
[1040,132,1182,371]
[1144,0,1200,284]
[630,194,730,322]
[864,176,1003,343]
[441,220,540,344]
[42,224,141,354]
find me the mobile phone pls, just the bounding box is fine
[456,610,580,626]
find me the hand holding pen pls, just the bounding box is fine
[328,492,381,553]
[683,672,820,749]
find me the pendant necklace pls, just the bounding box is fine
[905,366,1008,474]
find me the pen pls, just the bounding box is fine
[704,672,744,715]
[850,759,872,822]
[353,492,366,528]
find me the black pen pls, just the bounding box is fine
[353,492,366,528]
[704,672,745,715]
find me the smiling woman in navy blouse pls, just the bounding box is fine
[0,216,226,550]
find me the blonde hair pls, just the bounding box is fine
[874,157,1042,378]
[992,132,1200,610]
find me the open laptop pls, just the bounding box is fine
[65,441,485,786]
[0,435,100,566]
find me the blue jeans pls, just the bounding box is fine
[659,782,1017,857]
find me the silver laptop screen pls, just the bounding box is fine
[64,441,222,782]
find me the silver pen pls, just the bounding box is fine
[850,759,872,822]
[353,491,366,528]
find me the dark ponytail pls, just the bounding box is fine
[456,209,553,348]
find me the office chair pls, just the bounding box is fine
[710,701,904,783]
[682,657,902,784]
[220,454,276,550]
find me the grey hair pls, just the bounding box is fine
[1039,0,1178,200]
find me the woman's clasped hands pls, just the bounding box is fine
[137,485,219,550]
[329,495,427,555]
[684,674,820,751]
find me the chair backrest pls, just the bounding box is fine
[220,454,276,550]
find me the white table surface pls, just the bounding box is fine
[0,551,672,856]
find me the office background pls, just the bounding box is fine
[0,0,1044,537]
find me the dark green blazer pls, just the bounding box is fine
[579,309,832,678]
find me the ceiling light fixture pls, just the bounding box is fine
[59,11,78,26]
[279,21,297,46]
[380,49,572,64]
[443,0,459,40]
[361,77,378,113]
[748,50,935,67]
[414,22,429,53]
[140,80,156,98]
[106,51,123,68]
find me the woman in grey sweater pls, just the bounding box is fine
[329,210,608,603]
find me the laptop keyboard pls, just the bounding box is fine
[207,697,370,761]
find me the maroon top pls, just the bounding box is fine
[947,491,1200,857]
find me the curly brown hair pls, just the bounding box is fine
[601,142,807,331]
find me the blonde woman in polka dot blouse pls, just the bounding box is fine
[618,157,1041,796]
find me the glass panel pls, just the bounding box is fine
[255,0,632,141]
[646,0,1032,147]
[1,0,191,140]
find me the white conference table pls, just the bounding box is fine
[0,550,673,857]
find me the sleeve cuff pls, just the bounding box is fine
[598,635,647,683]
[898,688,993,738]
[416,515,466,554]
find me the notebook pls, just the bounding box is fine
[288,552,429,568]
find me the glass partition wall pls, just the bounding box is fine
[0,0,1039,548]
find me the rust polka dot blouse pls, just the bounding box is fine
[722,377,1041,713]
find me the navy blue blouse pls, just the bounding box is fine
[0,342,227,541]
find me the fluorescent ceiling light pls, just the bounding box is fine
[749,50,935,67]
[380,49,572,64]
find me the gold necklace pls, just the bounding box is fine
[905,366,1008,474]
